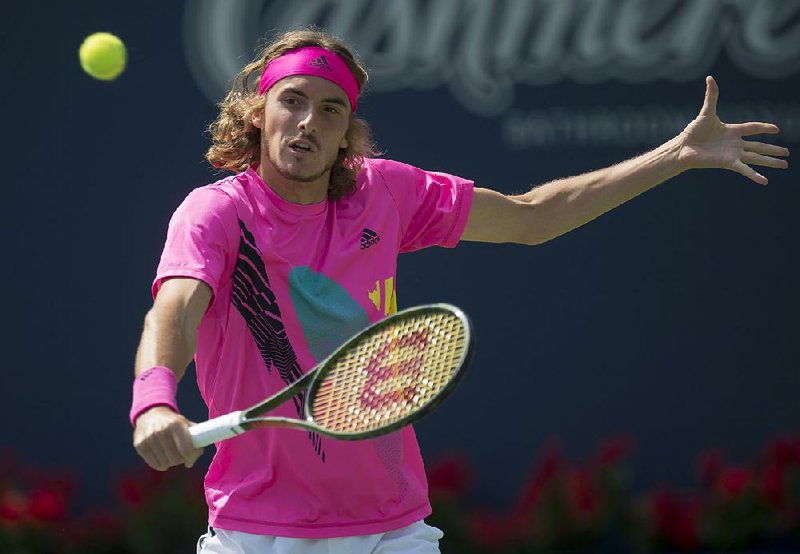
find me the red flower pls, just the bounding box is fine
[650,490,700,550]
[568,468,598,519]
[0,490,26,523]
[765,438,800,470]
[426,453,472,500]
[760,463,784,507]
[718,467,753,499]
[0,504,21,522]
[117,475,146,506]
[516,441,562,514]
[116,467,175,507]
[697,448,724,485]
[469,510,519,551]
[28,486,67,522]
[594,435,633,468]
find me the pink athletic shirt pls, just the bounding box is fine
[153,158,473,538]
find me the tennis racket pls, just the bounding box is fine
[189,303,473,448]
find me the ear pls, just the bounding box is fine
[251,108,263,129]
[340,116,353,149]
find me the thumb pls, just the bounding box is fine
[181,419,202,468]
[699,75,719,117]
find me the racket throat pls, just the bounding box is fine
[242,416,318,434]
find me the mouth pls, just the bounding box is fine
[288,138,315,155]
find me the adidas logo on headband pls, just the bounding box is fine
[259,47,359,110]
[307,56,332,71]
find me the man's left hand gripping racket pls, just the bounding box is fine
[189,303,474,447]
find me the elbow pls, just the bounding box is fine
[520,236,549,247]
[141,307,160,336]
[142,305,197,364]
[514,199,550,246]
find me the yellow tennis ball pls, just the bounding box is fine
[79,32,127,81]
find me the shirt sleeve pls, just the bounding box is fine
[151,186,239,305]
[370,159,474,253]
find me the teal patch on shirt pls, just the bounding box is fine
[289,266,370,363]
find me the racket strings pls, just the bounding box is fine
[311,311,467,434]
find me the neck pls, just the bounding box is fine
[258,161,329,205]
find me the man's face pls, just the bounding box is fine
[255,75,351,189]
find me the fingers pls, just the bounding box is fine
[741,151,790,170]
[739,141,790,179]
[729,122,780,136]
[732,160,768,186]
[172,422,204,469]
[135,434,177,471]
[133,411,204,471]
[699,75,719,118]
[137,440,173,471]
[744,141,790,158]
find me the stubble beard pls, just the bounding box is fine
[266,148,336,185]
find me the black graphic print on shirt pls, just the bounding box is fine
[230,219,325,461]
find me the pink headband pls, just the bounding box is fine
[258,46,360,112]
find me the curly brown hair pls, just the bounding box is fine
[206,28,380,200]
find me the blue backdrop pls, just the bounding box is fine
[3,0,798,508]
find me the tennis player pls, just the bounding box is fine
[130,28,789,553]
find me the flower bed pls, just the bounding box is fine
[1,435,798,553]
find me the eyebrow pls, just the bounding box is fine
[280,87,348,108]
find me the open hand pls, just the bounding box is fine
[677,76,790,185]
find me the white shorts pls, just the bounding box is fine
[196,520,444,554]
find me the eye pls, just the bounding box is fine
[323,105,341,115]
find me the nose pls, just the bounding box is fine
[298,109,317,134]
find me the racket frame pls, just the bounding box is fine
[304,302,474,440]
[190,303,473,446]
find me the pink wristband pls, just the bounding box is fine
[129,366,179,426]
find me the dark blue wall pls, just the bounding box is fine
[3,0,798,508]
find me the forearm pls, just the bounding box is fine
[134,306,198,381]
[516,136,687,244]
[131,283,208,470]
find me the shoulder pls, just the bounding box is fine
[178,185,234,217]
[170,174,244,234]
[358,157,421,184]
[352,158,427,201]
[181,170,252,212]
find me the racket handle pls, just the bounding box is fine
[189,411,246,448]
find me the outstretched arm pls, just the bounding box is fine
[462,76,790,245]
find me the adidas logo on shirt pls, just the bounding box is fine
[307,56,332,71]
[360,228,380,250]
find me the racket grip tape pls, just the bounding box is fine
[189,411,246,448]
